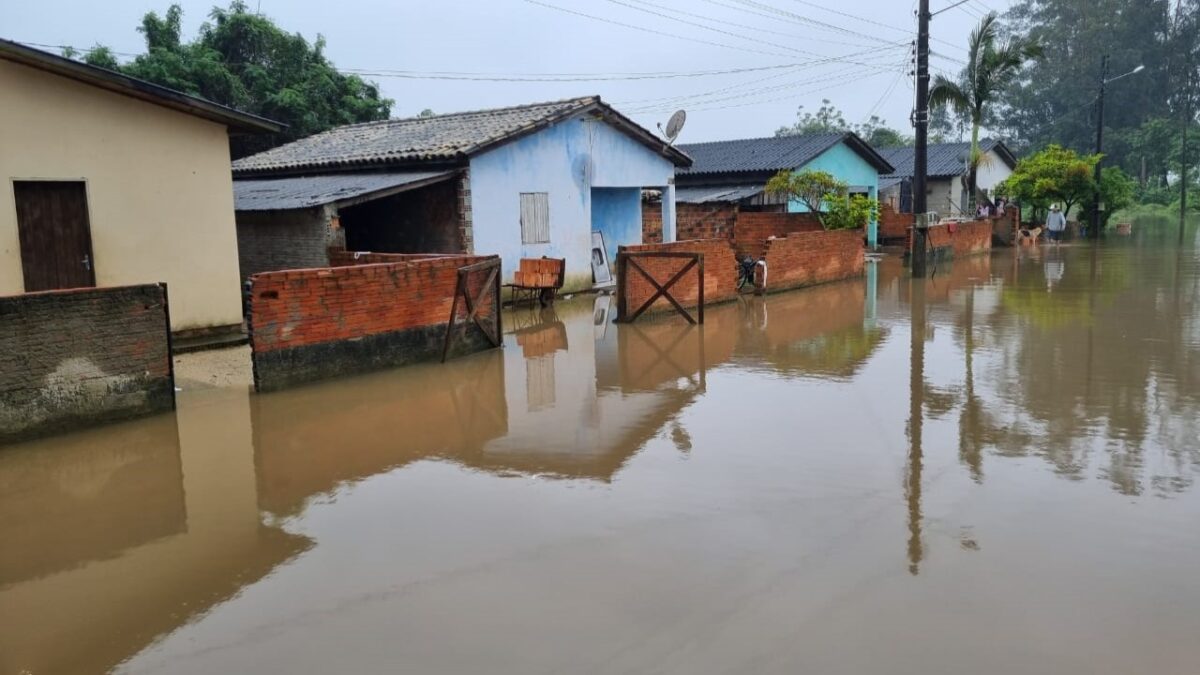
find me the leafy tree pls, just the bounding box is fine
[1081,166,1137,227]
[418,108,436,118]
[765,169,879,230]
[776,99,909,146]
[930,12,1042,211]
[997,144,1097,221]
[77,2,392,158]
[998,0,1199,177]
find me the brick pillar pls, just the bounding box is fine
[456,168,475,254]
[661,182,677,243]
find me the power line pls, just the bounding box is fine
[650,66,904,113]
[521,0,807,59]
[696,0,907,49]
[785,0,911,35]
[932,0,974,17]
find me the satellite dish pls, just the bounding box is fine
[658,110,687,145]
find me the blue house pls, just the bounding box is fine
[232,96,691,292]
[674,133,894,246]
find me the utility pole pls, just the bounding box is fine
[1091,55,1109,240]
[912,0,931,277]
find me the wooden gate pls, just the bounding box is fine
[615,251,705,324]
[13,181,96,292]
[441,257,503,362]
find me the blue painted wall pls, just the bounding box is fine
[469,114,676,292]
[590,188,641,268]
[787,141,881,246]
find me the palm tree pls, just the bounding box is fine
[930,13,1042,211]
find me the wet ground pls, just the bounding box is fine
[3,231,1200,674]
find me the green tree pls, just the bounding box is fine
[766,169,879,230]
[1082,166,1137,227]
[78,2,392,158]
[997,144,1098,221]
[930,12,1042,211]
[998,0,1199,176]
[776,99,908,146]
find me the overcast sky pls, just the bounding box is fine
[2,0,1013,143]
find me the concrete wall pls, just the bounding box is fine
[236,207,336,279]
[0,284,174,442]
[247,255,498,391]
[0,60,244,332]
[590,188,642,267]
[469,113,677,293]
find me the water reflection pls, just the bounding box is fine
[3,236,1200,673]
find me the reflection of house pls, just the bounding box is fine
[877,139,1016,216]
[0,390,308,675]
[233,96,691,291]
[0,40,281,335]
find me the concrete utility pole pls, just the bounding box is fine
[912,0,931,277]
[1091,55,1109,240]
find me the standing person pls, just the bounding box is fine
[1045,203,1067,246]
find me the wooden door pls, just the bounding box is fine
[13,181,96,292]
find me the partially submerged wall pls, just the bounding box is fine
[0,284,174,442]
[879,205,914,242]
[909,220,993,258]
[733,212,824,258]
[617,239,737,318]
[760,229,865,292]
[247,255,499,391]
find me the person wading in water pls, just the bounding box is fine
[1045,203,1067,246]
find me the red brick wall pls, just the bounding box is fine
[733,212,824,258]
[617,239,737,318]
[642,205,663,244]
[910,220,993,257]
[247,255,498,390]
[760,229,865,292]
[879,205,914,241]
[0,284,174,442]
[641,203,739,245]
[327,250,452,266]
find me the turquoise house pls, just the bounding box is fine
[675,132,894,247]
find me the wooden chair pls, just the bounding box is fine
[506,257,566,307]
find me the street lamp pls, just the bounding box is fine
[1091,58,1145,239]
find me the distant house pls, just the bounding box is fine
[232,96,690,292]
[671,133,894,245]
[0,40,281,335]
[877,139,1017,216]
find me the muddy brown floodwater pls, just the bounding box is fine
[4,233,1200,674]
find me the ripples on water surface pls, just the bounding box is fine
[3,232,1200,674]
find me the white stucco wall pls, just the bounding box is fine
[468,113,678,292]
[975,149,1014,196]
[0,60,245,331]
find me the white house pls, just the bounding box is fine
[877,139,1017,217]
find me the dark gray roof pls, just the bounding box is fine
[675,185,765,204]
[676,132,894,177]
[234,171,454,211]
[233,96,690,175]
[0,39,281,134]
[878,139,1016,180]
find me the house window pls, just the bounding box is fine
[520,192,550,244]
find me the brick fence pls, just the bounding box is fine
[247,255,499,391]
[0,284,175,442]
[907,219,993,258]
[760,229,865,292]
[617,239,737,318]
[327,250,453,266]
[733,212,824,258]
[642,202,739,245]
[879,205,915,242]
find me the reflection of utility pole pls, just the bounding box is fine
[906,278,927,575]
[1183,64,1192,246]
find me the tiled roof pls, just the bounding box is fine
[233,171,454,211]
[878,139,1016,180]
[676,132,893,177]
[233,96,689,174]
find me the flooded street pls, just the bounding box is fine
[4,235,1200,674]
